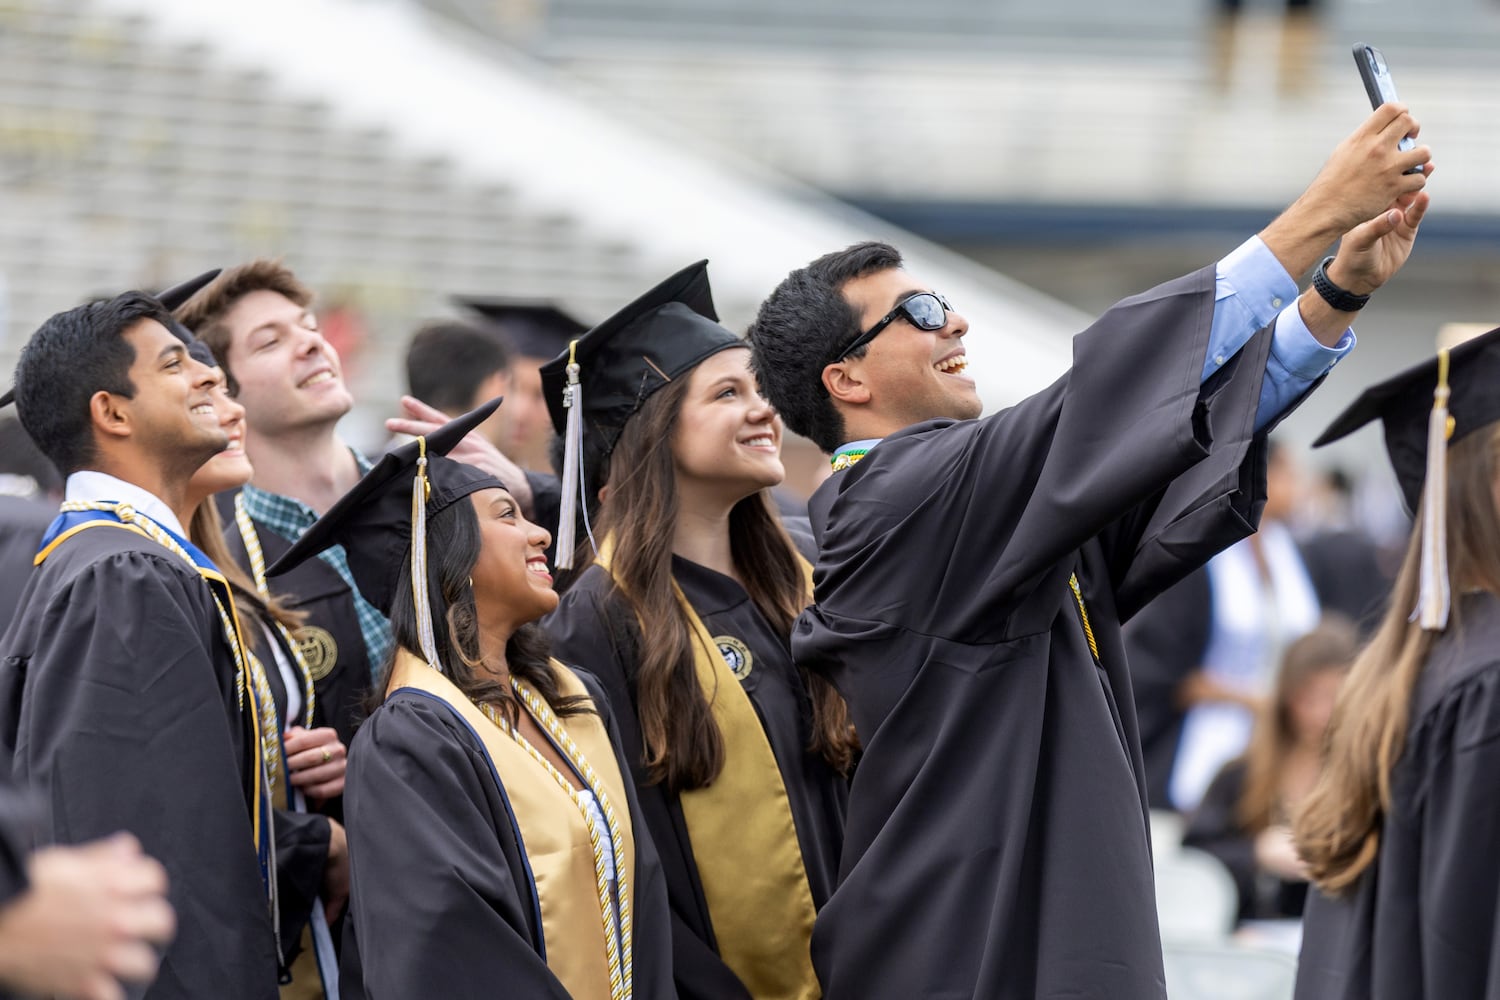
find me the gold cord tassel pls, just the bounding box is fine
[1416,349,1453,631]
[557,340,585,570]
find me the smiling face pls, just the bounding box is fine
[828,267,982,434]
[186,369,253,500]
[219,289,353,437]
[115,319,230,471]
[670,347,784,507]
[468,487,558,629]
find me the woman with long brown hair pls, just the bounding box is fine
[1182,617,1356,922]
[1293,327,1500,999]
[541,262,856,1000]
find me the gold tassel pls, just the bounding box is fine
[1415,349,1453,631]
[557,339,585,570]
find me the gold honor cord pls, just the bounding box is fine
[234,493,317,726]
[52,502,284,956]
[481,680,634,1000]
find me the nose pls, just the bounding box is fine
[748,393,777,424]
[522,514,552,552]
[187,355,219,388]
[942,308,969,339]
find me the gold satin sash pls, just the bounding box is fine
[596,540,821,1000]
[387,652,636,1000]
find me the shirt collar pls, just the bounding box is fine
[64,471,186,537]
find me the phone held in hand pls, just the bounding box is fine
[1353,43,1422,172]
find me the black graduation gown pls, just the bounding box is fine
[1295,591,1500,1000]
[1123,566,1213,809]
[1181,758,1308,922]
[0,496,52,636]
[338,668,674,1000]
[217,492,373,754]
[799,267,1299,1000]
[0,524,278,1000]
[545,557,847,1000]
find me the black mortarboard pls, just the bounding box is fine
[266,400,504,629]
[537,261,742,567]
[453,297,588,361]
[1314,325,1500,514]
[1314,324,1500,630]
[1,268,222,410]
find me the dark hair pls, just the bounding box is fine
[572,373,858,793]
[385,495,590,723]
[747,241,904,453]
[404,321,511,415]
[0,417,63,495]
[174,259,314,395]
[14,292,177,475]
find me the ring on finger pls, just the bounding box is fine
[321,748,332,764]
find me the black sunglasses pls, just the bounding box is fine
[836,291,954,361]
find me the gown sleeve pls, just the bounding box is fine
[7,551,277,999]
[340,695,570,1000]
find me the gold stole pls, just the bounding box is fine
[596,540,821,1000]
[387,652,636,1000]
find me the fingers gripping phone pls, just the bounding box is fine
[1354,43,1423,172]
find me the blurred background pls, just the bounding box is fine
[3,0,1497,511]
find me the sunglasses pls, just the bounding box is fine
[836,291,955,361]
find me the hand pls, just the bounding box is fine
[1325,189,1431,296]
[1254,825,1309,882]
[385,396,536,515]
[283,726,347,800]
[322,820,350,924]
[1175,671,1264,712]
[1298,103,1432,235]
[0,833,175,1000]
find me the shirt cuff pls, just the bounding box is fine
[1216,235,1299,331]
[1270,300,1355,379]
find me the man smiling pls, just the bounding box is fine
[0,292,279,999]
[747,105,1432,999]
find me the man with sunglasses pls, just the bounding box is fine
[746,103,1431,1000]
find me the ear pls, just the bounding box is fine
[596,484,611,507]
[821,360,872,407]
[89,390,133,443]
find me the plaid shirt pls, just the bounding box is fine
[238,451,395,679]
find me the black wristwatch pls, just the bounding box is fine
[1311,256,1371,312]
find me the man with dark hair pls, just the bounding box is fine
[403,319,512,442]
[746,106,1431,999]
[0,292,279,998]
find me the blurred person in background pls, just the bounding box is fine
[747,105,1429,1000]
[0,290,281,998]
[543,263,855,999]
[182,344,348,1000]
[1129,442,1323,812]
[1182,617,1356,922]
[1296,464,1392,634]
[1211,0,1322,96]
[0,418,61,634]
[454,297,586,475]
[267,404,676,1000]
[1296,327,1500,999]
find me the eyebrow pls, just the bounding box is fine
[247,311,315,341]
[157,343,187,362]
[888,288,926,309]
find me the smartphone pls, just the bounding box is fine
[1353,43,1421,170]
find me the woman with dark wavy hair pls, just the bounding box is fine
[266,401,673,1000]
[1294,327,1500,1000]
[541,263,856,1000]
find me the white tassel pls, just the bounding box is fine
[411,443,443,669]
[1415,350,1452,631]
[557,345,584,569]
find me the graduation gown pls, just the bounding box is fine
[338,662,674,1000]
[546,557,847,999]
[1295,591,1500,1000]
[0,496,52,636]
[0,522,278,1000]
[799,267,1295,1000]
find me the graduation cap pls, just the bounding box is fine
[452,296,588,361]
[266,399,504,670]
[537,260,742,568]
[0,268,221,410]
[1314,324,1500,629]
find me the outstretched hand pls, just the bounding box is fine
[1328,189,1431,296]
[1302,103,1432,234]
[385,395,535,515]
